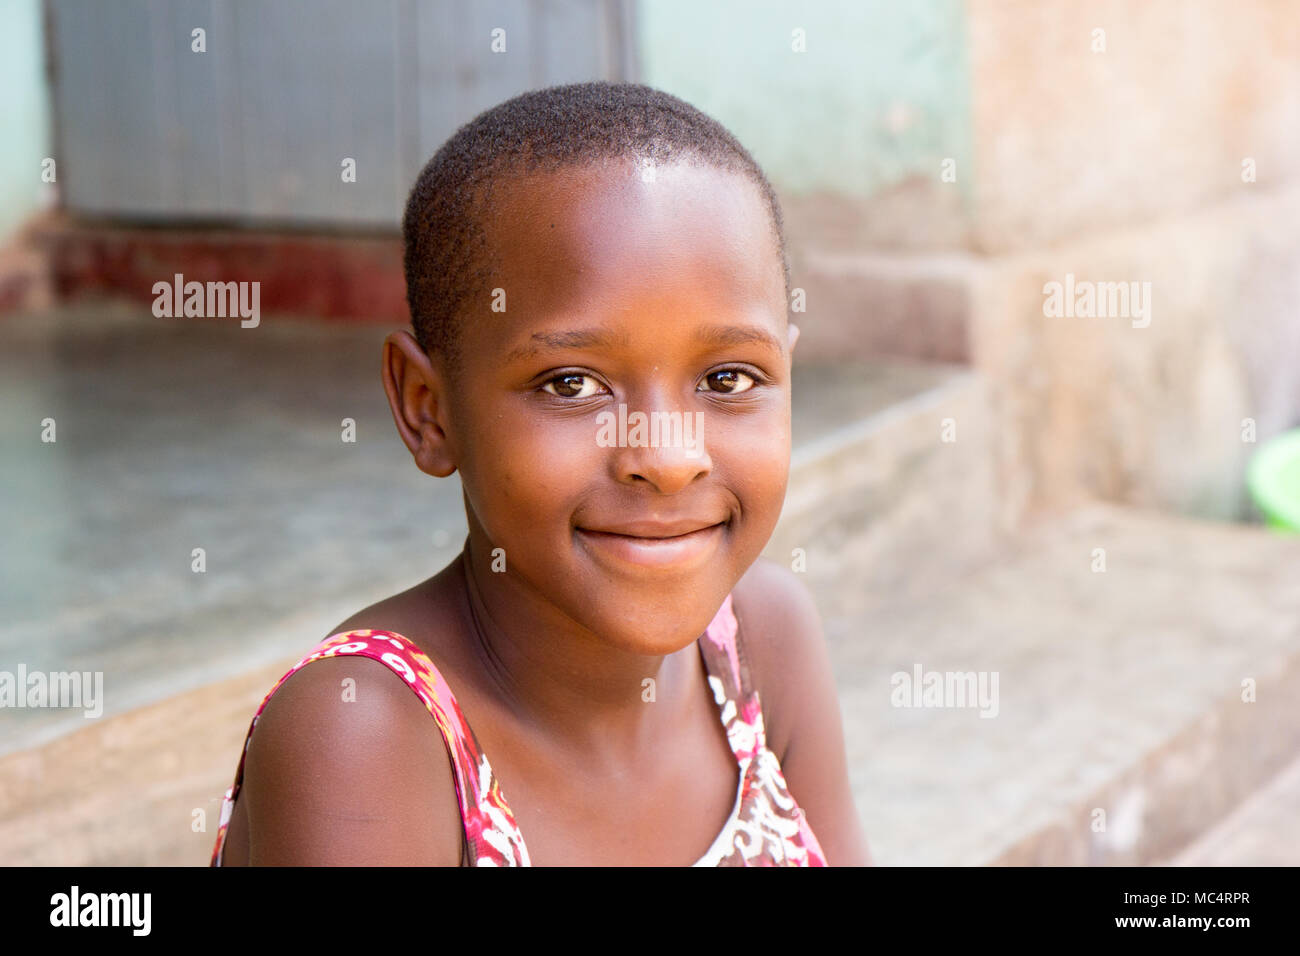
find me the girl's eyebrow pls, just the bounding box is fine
[695,324,786,355]
[503,328,629,364]
[503,324,784,364]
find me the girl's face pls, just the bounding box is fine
[434,158,794,655]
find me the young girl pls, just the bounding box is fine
[211,81,871,866]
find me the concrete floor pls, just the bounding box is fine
[1,303,465,756]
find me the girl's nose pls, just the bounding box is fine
[602,405,712,495]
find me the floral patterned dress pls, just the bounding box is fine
[210,592,827,866]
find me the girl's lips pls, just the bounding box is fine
[575,522,725,570]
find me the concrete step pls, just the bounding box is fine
[1161,753,1300,866]
[798,501,1300,866]
[35,213,407,323]
[793,248,978,364]
[766,357,1004,604]
[0,657,291,865]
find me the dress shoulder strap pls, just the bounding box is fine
[697,592,768,759]
[209,628,530,867]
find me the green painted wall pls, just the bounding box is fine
[0,0,49,239]
[635,0,973,199]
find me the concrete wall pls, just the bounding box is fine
[964,0,1300,522]
[636,0,976,251]
[966,0,1300,254]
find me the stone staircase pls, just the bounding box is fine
[1,302,1296,865]
[771,355,1300,866]
[807,502,1300,866]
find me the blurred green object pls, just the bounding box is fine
[1247,428,1300,532]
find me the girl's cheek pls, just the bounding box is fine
[731,431,790,506]
[727,413,789,461]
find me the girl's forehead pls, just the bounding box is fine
[454,162,788,372]
[482,161,783,312]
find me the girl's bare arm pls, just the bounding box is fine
[238,655,463,866]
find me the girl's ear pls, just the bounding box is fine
[787,322,801,355]
[381,330,458,478]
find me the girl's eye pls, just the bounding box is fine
[699,369,757,394]
[541,373,605,399]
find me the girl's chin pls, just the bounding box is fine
[572,591,732,652]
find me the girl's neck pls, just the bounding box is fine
[453,538,695,767]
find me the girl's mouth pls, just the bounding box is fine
[574,521,727,570]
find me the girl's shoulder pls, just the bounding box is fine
[229,642,465,865]
[728,556,829,765]
[219,575,474,865]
